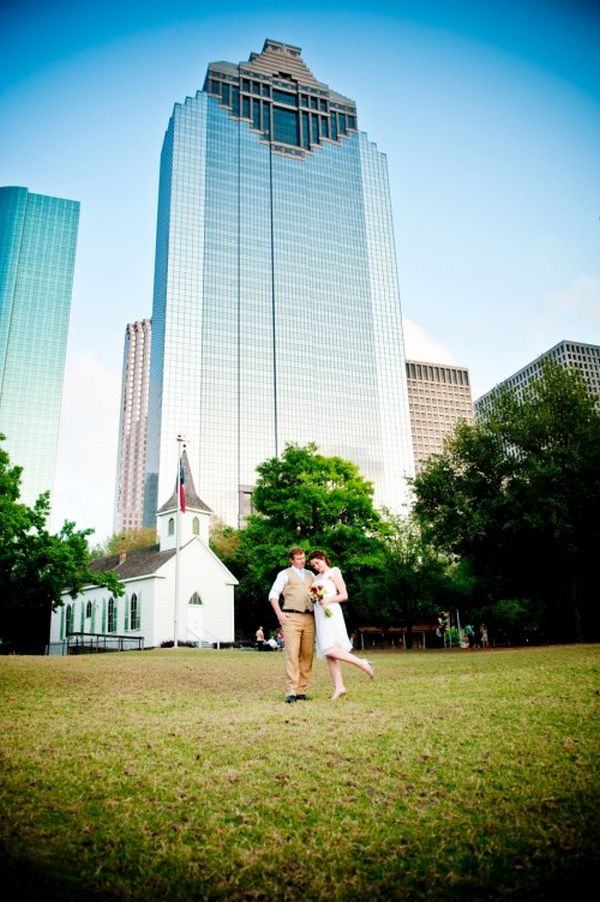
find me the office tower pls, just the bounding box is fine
[114,319,152,535]
[145,39,414,527]
[475,340,600,415]
[405,360,474,471]
[0,186,79,507]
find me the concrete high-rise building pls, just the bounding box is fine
[0,186,79,506]
[145,39,414,526]
[114,319,152,535]
[405,360,474,471]
[475,340,600,415]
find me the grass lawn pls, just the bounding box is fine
[0,644,598,900]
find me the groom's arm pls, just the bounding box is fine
[269,571,288,628]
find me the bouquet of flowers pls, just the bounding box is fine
[309,584,333,617]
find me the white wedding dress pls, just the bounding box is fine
[313,567,353,658]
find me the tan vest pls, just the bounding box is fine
[282,567,314,612]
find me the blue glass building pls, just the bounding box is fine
[0,186,80,506]
[145,40,414,526]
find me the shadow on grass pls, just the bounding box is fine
[1,841,598,902]
[0,847,115,901]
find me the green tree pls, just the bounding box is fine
[90,527,158,559]
[378,513,460,647]
[413,362,600,642]
[0,436,124,654]
[209,517,240,568]
[234,443,385,637]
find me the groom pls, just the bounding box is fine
[269,546,315,703]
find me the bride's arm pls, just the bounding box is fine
[329,569,348,604]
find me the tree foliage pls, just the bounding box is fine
[412,362,600,641]
[234,443,384,637]
[209,517,240,568]
[376,512,462,646]
[0,436,123,653]
[90,527,158,559]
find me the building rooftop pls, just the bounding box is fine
[207,38,356,108]
[89,545,176,579]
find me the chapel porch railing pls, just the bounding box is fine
[46,632,145,656]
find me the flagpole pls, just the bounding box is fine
[174,434,186,648]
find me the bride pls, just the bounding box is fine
[308,550,374,700]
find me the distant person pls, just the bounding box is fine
[255,626,264,651]
[308,550,373,700]
[269,547,315,703]
[465,624,475,649]
[480,624,489,648]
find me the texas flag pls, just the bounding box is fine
[179,460,186,513]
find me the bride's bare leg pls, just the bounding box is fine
[327,648,373,678]
[326,656,346,699]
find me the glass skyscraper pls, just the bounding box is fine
[145,40,414,526]
[0,186,80,507]
[114,318,152,534]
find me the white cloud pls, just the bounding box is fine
[402,318,456,365]
[51,349,121,542]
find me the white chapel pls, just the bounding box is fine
[48,452,237,652]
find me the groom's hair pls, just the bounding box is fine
[288,546,305,560]
[308,549,331,567]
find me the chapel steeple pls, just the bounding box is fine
[157,449,212,549]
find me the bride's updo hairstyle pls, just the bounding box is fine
[308,550,331,567]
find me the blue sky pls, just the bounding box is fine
[1,0,599,540]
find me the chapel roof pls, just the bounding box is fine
[89,545,176,579]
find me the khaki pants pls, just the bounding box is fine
[283,613,315,696]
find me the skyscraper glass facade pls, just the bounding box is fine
[114,319,152,534]
[0,186,79,506]
[145,40,414,526]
